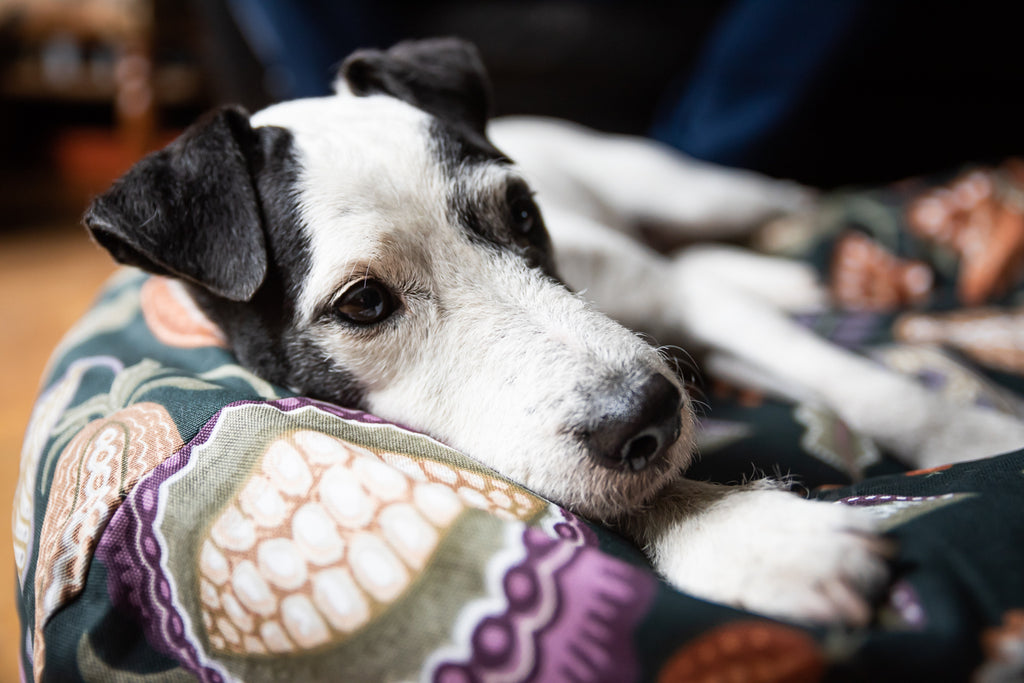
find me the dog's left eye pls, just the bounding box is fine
[509,189,541,236]
[333,279,398,325]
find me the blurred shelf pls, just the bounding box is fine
[1,57,203,105]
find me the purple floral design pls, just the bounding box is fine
[98,398,233,682]
[433,515,657,683]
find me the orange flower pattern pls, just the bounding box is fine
[976,609,1024,682]
[657,621,825,683]
[907,162,1024,305]
[830,231,933,312]
[140,275,228,348]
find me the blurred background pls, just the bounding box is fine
[3,0,1024,678]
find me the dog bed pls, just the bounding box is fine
[15,165,1024,682]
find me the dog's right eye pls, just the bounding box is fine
[507,184,542,237]
[333,279,398,325]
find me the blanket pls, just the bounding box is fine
[14,165,1024,682]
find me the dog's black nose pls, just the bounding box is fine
[586,374,683,472]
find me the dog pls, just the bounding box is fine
[84,38,1024,626]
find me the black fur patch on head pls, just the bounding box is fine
[340,38,492,136]
[430,119,560,280]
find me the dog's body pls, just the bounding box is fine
[85,39,1024,625]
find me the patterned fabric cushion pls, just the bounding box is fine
[15,164,1024,681]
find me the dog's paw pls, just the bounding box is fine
[653,487,890,625]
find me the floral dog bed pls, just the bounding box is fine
[14,164,1024,682]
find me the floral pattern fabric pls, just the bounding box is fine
[14,164,1024,681]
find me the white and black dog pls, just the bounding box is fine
[85,39,1024,625]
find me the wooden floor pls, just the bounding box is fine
[0,223,116,681]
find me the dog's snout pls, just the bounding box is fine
[587,374,683,472]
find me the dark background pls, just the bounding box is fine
[4,0,1024,227]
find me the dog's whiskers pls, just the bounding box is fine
[689,398,712,417]
[655,343,703,390]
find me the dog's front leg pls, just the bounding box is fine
[617,478,890,625]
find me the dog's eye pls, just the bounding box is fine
[509,190,541,236]
[333,279,397,325]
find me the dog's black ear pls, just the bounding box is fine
[339,37,492,135]
[84,105,268,302]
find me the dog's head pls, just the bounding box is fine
[85,38,695,521]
